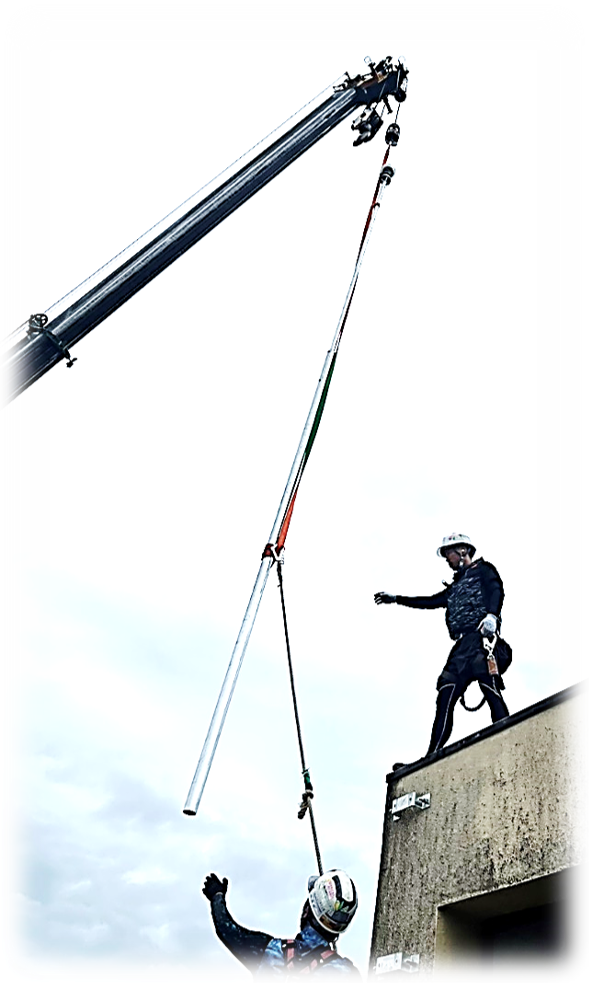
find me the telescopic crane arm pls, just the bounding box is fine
[6,57,408,401]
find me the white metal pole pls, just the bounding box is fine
[183,554,273,814]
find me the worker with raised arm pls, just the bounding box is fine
[374,533,512,755]
[203,869,361,976]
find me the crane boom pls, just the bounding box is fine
[5,57,407,401]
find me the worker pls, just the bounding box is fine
[374,533,511,754]
[202,869,361,976]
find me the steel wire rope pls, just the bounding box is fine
[276,559,323,875]
[15,79,344,335]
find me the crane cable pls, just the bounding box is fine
[267,144,395,873]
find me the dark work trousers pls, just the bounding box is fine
[427,675,509,755]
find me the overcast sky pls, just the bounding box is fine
[2,1,587,981]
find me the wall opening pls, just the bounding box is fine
[435,869,571,966]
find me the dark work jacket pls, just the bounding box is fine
[395,559,504,640]
[210,895,359,976]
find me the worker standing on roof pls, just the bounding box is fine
[374,533,512,754]
[203,869,361,976]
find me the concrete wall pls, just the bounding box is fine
[370,688,583,973]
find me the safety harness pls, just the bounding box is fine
[281,939,338,973]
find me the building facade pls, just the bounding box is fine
[370,686,583,973]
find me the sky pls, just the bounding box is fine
[1,1,587,981]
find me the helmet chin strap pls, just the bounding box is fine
[301,901,338,940]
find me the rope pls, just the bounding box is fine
[276,559,323,876]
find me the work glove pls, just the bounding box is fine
[374,592,397,605]
[203,873,228,901]
[478,614,497,637]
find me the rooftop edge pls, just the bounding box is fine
[385,682,585,785]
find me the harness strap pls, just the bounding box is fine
[281,940,337,973]
[282,939,296,970]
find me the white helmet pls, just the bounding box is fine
[307,870,358,935]
[437,532,476,557]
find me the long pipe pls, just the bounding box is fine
[183,161,394,816]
